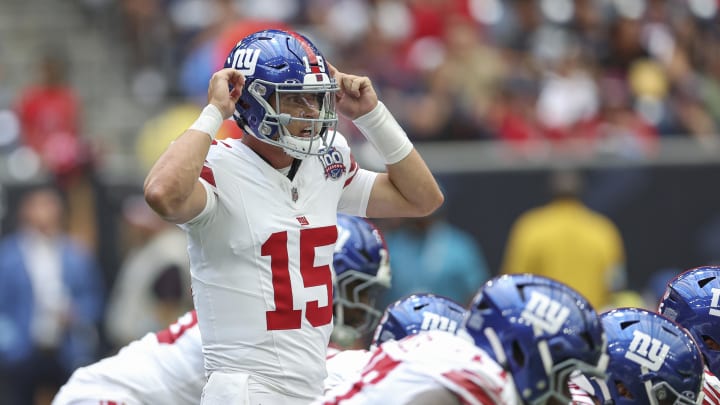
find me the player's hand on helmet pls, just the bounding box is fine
[208,68,245,119]
[328,63,378,120]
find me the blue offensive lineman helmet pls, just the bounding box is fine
[588,308,704,405]
[224,29,339,159]
[370,293,466,348]
[659,265,720,376]
[331,214,391,348]
[462,274,608,405]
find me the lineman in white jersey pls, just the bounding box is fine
[658,266,720,404]
[52,311,203,405]
[318,330,516,405]
[143,28,443,404]
[52,214,391,405]
[324,293,466,393]
[316,274,608,404]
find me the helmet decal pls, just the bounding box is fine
[226,48,261,76]
[372,293,466,347]
[462,274,607,405]
[590,308,704,405]
[521,291,570,335]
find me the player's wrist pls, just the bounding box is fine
[352,101,413,165]
[189,104,223,141]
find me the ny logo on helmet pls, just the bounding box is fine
[521,291,570,335]
[228,49,261,76]
[625,330,669,371]
[421,312,459,333]
[710,288,720,317]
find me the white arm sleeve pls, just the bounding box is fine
[178,179,217,230]
[338,168,377,217]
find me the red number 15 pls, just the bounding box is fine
[262,226,337,330]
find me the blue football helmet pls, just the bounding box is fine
[588,308,704,405]
[223,29,339,159]
[331,214,391,348]
[371,293,466,348]
[658,265,720,376]
[462,274,607,405]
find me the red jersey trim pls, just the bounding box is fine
[201,165,216,187]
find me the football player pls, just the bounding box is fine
[143,28,443,404]
[573,307,704,405]
[52,214,390,405]
[315,274,608,404]
[658,266,720,403]
[330,214,391,351]
[324,293,467,392]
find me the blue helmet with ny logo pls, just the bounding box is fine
[223,29,339,159]
[588,308,704,405]
[658,265,720,377]
[331,214,391,348]
[370,293,466,348]
[462,274,607,405]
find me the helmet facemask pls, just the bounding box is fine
[332,266,389,348]
[243,77,338,159]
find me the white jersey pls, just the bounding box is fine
[53,311,379,405]
[324,349,372,393]
[568,379,597,404]
[314,331,518,405]
[52,311,204,405]
[704,368,720,405]
[181,135,377,401]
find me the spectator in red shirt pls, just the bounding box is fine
[14,50,88,180]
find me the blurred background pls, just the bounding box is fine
[1,0,720,403]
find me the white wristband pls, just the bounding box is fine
[189,104,223,141]
[352,101,413,165]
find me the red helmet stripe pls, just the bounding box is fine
[287,31,322,73]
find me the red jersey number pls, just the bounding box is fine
[263,226,337,330]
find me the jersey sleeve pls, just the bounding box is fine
[703,368,720,405]
[178,145,222,230]
[337,155,377,218]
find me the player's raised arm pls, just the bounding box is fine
[143,68,244,224]
[328,63,444,218]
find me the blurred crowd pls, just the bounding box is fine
[114,0,720,164]
[1,0,720,403]
[2,0,720,176]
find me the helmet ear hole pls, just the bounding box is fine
[615,381,633,399]
[511,340,525,368]
[578,331,595,350]
[703,335,720,351]
[697,276,716,288]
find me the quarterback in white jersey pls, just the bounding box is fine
[143,28,443,404]
[53,214,394,405]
